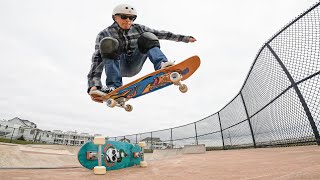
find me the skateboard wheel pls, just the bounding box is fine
[125,104,133,112]
[138,141,146,148]
[106,98,116,108]
[93,166,106,175]
[140,161,148,167]
[179,84,188,93]
[93,136,105,145]
[170,72,182,83]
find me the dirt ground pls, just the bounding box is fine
[1,145,320,180]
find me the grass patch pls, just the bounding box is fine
[0,137,43,145]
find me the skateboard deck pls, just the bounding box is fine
[78,140,144,171]
[90,55,201,111]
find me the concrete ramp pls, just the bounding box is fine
[0,143,80,168]
[18,145,74,155]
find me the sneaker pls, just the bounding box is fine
[90,86,115,96]
[161,61,175,69]
[101,86,115,94]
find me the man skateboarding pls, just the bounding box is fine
[87,3,197,103]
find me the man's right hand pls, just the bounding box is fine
[89,86,104,103]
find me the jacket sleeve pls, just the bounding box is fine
[141,25,190,43]
[87,32,105,93]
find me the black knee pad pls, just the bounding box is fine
[100,37,120,59]
[137,32,160,54]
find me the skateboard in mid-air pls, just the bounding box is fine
[78,137,147,174]
[90,55,201,112]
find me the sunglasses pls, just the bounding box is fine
[117,14,137,21]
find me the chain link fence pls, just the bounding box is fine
[110,2,320,150]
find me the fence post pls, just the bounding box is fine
[267,44,320,145]
[240,92,257,148]
[170,128,173,148]
[151,132,153,150]
[217,112,225,149]
[194,122,199,145]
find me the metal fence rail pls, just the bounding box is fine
[110,2,320,150]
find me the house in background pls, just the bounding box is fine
[9,117,37,128]
[141,137,173,149]
[0,117,37,141]
[0,119,17,138]
[52,130,98,146]
[0,117,97,146]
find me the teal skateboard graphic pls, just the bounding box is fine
[78,137,147,174]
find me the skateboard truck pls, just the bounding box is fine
[138,141,147,167]
[86,151,103,160]
[105,72,187,112]
[133,152,144,158]
[106,97,133,112]
[92,136,107,175]
[170,72,188,93]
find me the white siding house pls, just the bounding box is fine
[0,117,97,146]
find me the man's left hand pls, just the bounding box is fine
[188,36,197,43]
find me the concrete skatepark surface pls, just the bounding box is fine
[1,143,320,179]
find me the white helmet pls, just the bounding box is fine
[112,4,137,19]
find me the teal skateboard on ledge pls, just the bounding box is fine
[78,137,147,174]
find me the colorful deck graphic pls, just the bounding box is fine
[78,141,141,171]
[98,55,201,109]
[111,67,189,100]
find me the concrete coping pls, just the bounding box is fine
[182,144,206,154]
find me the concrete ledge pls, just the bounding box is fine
[148,148,183,160]
[182,144,206,154]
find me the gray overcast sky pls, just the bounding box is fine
[0,0,318,137]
